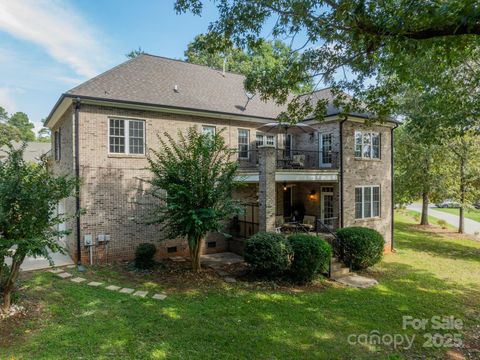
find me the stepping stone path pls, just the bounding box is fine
[106,285,121,291]
[66,265,76,269]
[224,277,237,283]
[133,291,148,298]
[119,288,135,294]
[152,293,167,300]
[48,268,63,274]
[57,272,72,279]
[49,267,168,301]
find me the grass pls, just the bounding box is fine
[434,207,480,223]
[1,212,479,359]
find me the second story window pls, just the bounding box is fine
[238,129,249,159]
[109,118,145,155]
[355,131,380,159]
[54,128,61,161]
[255,132,275,147]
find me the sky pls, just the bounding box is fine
[0,0,224,134]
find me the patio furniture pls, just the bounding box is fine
[301,215,316,232]
[275,216,285,234]
[291,154,305,168]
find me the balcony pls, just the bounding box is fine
[236,149,339,170]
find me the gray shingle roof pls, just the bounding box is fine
[62,54,389,122]
[0,142,51,163]
[66,54,287,120]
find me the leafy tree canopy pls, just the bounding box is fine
[7,112,35,142]
[175,0,480,122]
[0,145,77,312]
[126,47,146,59]
[185,35,314,94]
[148,127,241,271]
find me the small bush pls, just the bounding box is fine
[288,234,332,283]
[244,232,291,277]
[437,219,448,229]
[335,227,385,270]
[134,243,157,269]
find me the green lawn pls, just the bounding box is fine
[435,207,480,223]
[1,212,479,359]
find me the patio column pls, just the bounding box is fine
[258,145,276,232]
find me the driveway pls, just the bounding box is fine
[407,203,480,237]
[5,250,74,272]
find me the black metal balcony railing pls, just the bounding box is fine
[236,149,339,170]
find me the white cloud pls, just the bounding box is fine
[0,0,109,78]
[0,87,16,113]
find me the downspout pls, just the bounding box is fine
[339,118,347,229]
[73,98,83,268]
[390,124,399,251]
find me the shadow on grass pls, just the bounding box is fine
[395,221,480,263]
[2,258,479,360]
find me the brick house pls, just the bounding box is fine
[45,54,398,265]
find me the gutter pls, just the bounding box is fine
[390,123,399,251]
[73,98,82,265]
[339,118,347,228]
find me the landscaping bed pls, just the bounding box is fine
[1,212,479,359]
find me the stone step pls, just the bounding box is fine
[330,260,348,271]
[330,266,350,280]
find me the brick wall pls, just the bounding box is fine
[341,120,393,250]
[74,104,265,263]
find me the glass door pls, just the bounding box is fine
[319,133,332,167]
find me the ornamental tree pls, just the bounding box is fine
[148,127,241,272]
[0,145,77,313]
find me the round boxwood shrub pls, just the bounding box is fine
[134,243,157,269]
[335,227,385,270]
[244,232,291,277]
[288,234,332,283]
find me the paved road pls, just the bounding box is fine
[407,204,480,237]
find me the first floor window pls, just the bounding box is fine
[202,125,216,137]
[355,185,380,219]
[109,118,145,154]
[238,129,249,159]
[354,130,380,159]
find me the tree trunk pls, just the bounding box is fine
[459,157,466,234]
[1,252,25,314]
[421,192,429,225]
[190,237,203,273]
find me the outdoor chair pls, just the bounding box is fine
[301,215,316,232]
[275,216,285,233]
[291,154,305,168]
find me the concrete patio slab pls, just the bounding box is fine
[87,282,103,287]
[201,252,244,268]
[10,250,75,272]
[71,277,86,283]
[335,274,378,288]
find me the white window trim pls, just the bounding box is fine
[202,125,216,136]
[238,128,250,159]
[354,130,380,160]
[255,132,276,147]
[319,132,333,166]
[355,185,381,219]
[108,118,146,155]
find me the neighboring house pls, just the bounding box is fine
[45,54,398,264]
[0,141,51,163]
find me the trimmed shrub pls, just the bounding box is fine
[134,243,157,269]
[288,234,332,283]
[437,219,448,229]
[335,227,385,270]
[244,232,291,277]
